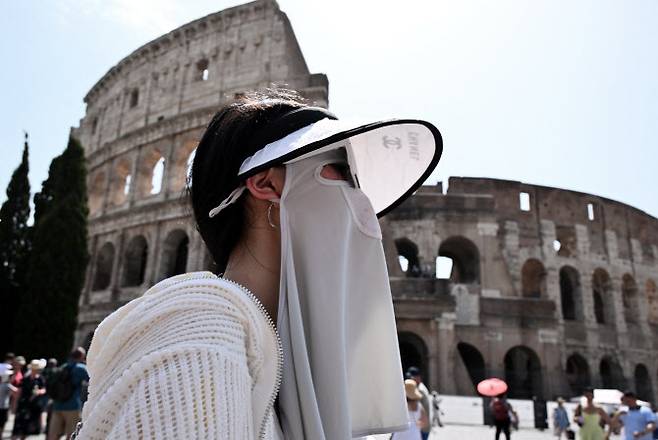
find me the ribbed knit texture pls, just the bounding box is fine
[78,272,277,440]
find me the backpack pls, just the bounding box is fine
[47,364,75,402]
[492,400,510,421]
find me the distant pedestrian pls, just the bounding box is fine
[430,391,444,428]
[392,379,428,440]
[573,387,609,440]
[407,367,431,439]
[611,390,657,440]
[553,397,571,438]
[11,358,47,440]
[0,363,17,435]
[42,358,58,435]
[47,347,89,440]
[490,393,515,440]
[10,356,25,388]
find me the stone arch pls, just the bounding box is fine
[395,237,421,277]
[122,235,149,287]
[521,258,546,298]
[169,139,197,193]
[504,345,544,399]
[599,356,626,390]
[622,274,640,324]
[88,170,106,215]
[634,364,654,403]
[559,266,582,321]
[647,279,658,324]
[438,236,480,283]
[566,353,590,396]
[159,229,189,280]
[110,159,132,206]
[592,269,614,325]
[92,242,115,291]
[398,332,429,382]
[456,342,486,388]
[137,148,165,197]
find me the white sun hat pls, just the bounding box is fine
[208,107,443,218]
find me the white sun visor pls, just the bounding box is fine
[237,118,442,216]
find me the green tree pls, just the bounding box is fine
[15,136,89,360]
[0,134,31,355]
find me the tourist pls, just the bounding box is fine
[11,358,47,440]
[75,89,443,438]
[392,379,428,440]
[0,363,17,436]
[490,393,515,440]
[47,348,88,440]
[430,391,444,428]
[611,390,657,440]
[42,357,58,436]
[573,387,609,440]
[553,397,571,438]
[407,366,432,439]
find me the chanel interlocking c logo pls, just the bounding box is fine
[382,136,402,150]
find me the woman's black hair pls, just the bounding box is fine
[187,88,307,273]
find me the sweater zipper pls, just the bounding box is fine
[219,277,284,440]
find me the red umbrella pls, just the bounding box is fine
[477,378,508,397]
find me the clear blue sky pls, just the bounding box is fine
[1,0,657,217]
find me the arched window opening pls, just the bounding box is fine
[504,346,544,399]
[555,226,576,257]
[398,332,428,385]
[129,88,139,108]
[111,159,131,206]
[560,266,582,321]
[88,171,106,215]
[438,236,480,284]
[646,279,658,325]
[186,148,196,186]
[122,235,148,287]
[634,364,654,403]
[600,356,626,390]
[435,256,453,279]
[521,258,546,298]
[566,354,590,396]
[592,269,613,325]
[159,230,189,280]
[457,342,486,387]
[395,238,421,277]
[92,242,115,291]
[150,157,165,194]
[622,274,639,324]
[196,59,209,81]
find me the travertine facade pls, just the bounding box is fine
[74,0,658,404]
[387,178,658,402]
[72,0,327,348]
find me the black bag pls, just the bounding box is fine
[47,364,74,402]
[566,429,576,440]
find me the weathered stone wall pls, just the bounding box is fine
[74,0,328,348]
[388,178,658,401]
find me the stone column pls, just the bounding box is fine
[111,231,126,302]
[435,313,457,394]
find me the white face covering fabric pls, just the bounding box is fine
[276,150,408,439]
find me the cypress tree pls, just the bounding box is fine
[0,134,31,355]
[15,136,89,360]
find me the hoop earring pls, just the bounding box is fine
[267,202,278,229]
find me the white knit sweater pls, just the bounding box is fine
[76,271,283,440]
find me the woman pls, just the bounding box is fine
[574,388,610,440]
[392,379,428,440]
[76,89,443,439]
[553,397,571,439]
[11,359,47,440]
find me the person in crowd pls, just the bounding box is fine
[75,89,443,439]
[10,356,25,388]
[610,391,657,440]
[553,397,571,438]
[392,379,428,440]
[42,358,58,435]
[574,387,609,440]
[0,363,17,436]
[490,393,515,440]
[11,358,47,439]
[651,404,658,439]
[48,348,89,440]
[407,367,432,439]
[430,391,444,428]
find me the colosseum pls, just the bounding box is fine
[73,0,658,405]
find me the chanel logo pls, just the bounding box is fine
[382,136,402,150]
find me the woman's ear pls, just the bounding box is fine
[245,166,285,201]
